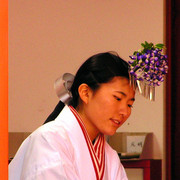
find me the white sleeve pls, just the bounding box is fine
[9,128,80,180]
[25,157,79,180]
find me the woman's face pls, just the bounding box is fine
[78,77,135,141]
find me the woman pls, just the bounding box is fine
[9,52,135,180]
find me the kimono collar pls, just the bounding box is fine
[69,106,105,180]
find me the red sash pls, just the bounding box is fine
[69,106,105,180]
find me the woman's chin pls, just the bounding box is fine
[104,129,117,136]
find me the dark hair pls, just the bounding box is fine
[44,52,129,124]
[69,52,130,108]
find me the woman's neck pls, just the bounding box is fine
[76,106,99,142]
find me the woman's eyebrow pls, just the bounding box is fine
[115,91,127,97]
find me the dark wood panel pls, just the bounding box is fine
[166,0,180,179]
[122,159,162,180]
[165,0,172,179]
[171,0,180,178]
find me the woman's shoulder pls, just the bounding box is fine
[29,121,71,149]
[30,106,74,140]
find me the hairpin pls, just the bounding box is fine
[128,41,168,101]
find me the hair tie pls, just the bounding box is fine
[54,73,74,104]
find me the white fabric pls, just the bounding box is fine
[9,106,128,180]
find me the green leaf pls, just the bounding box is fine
[141,43,145,48]
[141,41,154,51]
[155,43,164,49]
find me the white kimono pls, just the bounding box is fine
[9,106,128,180]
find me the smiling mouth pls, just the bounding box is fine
[111,118,121,125]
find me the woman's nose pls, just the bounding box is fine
[118,103,129,117]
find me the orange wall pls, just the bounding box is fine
[0,0,8,179]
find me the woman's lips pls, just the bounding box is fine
[110,118,121,125]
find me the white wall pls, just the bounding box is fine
[8,0,165,179]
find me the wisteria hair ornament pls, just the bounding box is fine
[128,41,168,101]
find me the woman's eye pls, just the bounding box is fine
[128,104,133,108]
[114,96,121,101]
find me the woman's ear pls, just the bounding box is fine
[78,84,92,104]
